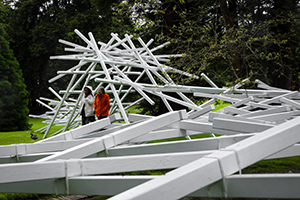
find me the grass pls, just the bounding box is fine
[0,118,65,145]
[126,106,143,114]
[0,118,62,200]
[0,193,43,200]
[242,157,300,174]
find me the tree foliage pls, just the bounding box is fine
[3,0,133,113]
[0,23,30,131]
[115,0,300,90]
[1,0,300,119]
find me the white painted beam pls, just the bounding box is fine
[98,135,252,157]
[2,174,300,199]
[37,113,122,143]
[35,110,187,162]
[108,116,300,200]
[179,120,242,135]
[0,139,92,157]
[212,118,274,133]
[0,150,212,184]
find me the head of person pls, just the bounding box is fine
[98,86,105,95]
[84,86,92,96]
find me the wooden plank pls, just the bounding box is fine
[228,116,300,168]
[108,156,226,200]
[2,174,300,199]
[0,153,53,164]
[128,129,187,143]
[0,161,65,184]
[0,139,92,157]
[35,110,187,162]
[37,113,122,143]
[212,118,274,133]
[0,151,212,184]
[249,111,293,123]
[0,178,66,194]
[240,106,290,118]
[179,120,243,135]
[107,116,300,200]
[223,106,251,115]
[80,151,212,175]
[128,113,152,122]
[280,97,300,109]
[190,174,300,198]
[187,105,215,119]
[208,113,263,124]
[1,136,298,166]
[225,174,300,199]
[267,143,300,159]
[98,135,251,157]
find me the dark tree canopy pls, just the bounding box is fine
[3,0,132,114]
[116,0,300,90]
[1,0,300,118]
[112,0,300,115]
[0,23,30,131]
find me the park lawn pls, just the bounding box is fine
[0,106,143,145]
[242,157,300,174]
[0,118,64,200]
[0,118,62,145]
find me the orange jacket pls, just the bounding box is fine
[94,93,110,117]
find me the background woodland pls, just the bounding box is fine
[1,0,300,130]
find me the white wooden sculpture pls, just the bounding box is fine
[2,30,300,199]
[30,29,201,139]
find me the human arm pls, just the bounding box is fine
[85,94,94,106]
[93,94,97,110]
[102,94,110,113]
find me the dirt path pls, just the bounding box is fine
[47,195,91,200]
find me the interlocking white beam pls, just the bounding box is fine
[2,174,300,199]
[4,29,300,199]
[108,116,300,200]
[35,110,187,162]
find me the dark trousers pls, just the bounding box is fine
[82,116,95,125]
[98,116,108,120]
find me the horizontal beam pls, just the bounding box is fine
[2,174,300,199]
[1,135,299,165]
[191,174,300,199]
[0,151,211,184]
[37,113,122,143]
[212,118,274,133]
[179,120,242,135]
[108,116,300,200]
[100,134,252,157]
[35,110,187,162]
[0,138,92,159]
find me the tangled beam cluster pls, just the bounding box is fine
[31,30,201,138]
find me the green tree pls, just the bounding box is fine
[4,0,132,113]
[116,0,300,90]
[268,0,300,90]
[0,23,30,131]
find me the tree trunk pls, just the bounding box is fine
[219,0,241,81]
[270,0,299,90]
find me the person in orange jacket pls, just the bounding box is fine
[94,86,110,119]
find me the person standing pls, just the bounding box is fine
[94,86,110,119]
[81,86,95,125]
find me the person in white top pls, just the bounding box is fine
[81,86,95,125]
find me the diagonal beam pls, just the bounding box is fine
[35,110,187,162]
[108,116,300,200]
